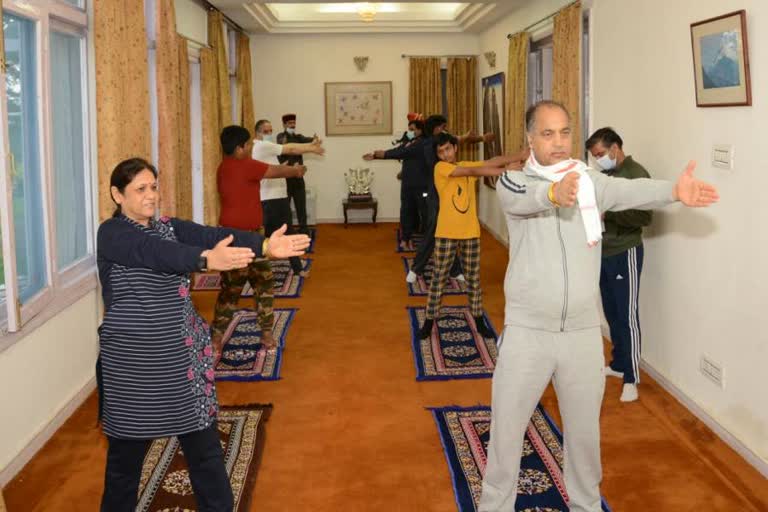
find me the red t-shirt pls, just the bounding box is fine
[217,157,269,230]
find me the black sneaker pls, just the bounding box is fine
[418,319,434,339]
[474,316,495,339]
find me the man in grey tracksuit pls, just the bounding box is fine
[478,101,720,511]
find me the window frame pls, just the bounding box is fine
[0,0,95,342]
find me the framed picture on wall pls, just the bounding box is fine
[690,10,751,107]
[481,72,505,188]
[324,81,393,136]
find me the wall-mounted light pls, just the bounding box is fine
[357,3,378,22]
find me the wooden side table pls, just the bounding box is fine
[342,198,378,227]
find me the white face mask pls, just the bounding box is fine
[406,130,415,140]
[286,128,296,135]
[596,152,617,171]
[262,133,275,143]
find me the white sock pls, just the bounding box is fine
[605,366,624,379]
[454,274,466,282]
[406,270,418,283]
[620,383,639,402]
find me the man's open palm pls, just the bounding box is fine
[674,161,720,207]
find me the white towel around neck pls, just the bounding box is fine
[525,153,602,247]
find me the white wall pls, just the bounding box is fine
[0,292,100,484]
[174,0,208,45]
[251,33,479,222]
[477,0,573,241]
[590,0,767,465]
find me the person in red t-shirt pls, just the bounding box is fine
[212,125,306,355]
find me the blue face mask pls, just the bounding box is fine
[406,130,415,140]
[261,133,275,143]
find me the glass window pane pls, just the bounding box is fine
[4,13,48,303]
[51,30,88,269]
[60,0,83,8]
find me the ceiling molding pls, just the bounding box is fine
[221,1,526,34]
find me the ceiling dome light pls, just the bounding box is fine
[357,3,378,22]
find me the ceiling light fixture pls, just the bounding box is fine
[357,3,378,22]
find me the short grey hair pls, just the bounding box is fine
[525,100,571,133]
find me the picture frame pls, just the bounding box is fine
[324,81,393,136]
[481,72,505,188]
[690,10,751,107]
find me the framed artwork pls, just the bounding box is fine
[324,81,393,136]
[690,10,751,107]
[481,72,505,188]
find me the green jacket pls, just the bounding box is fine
[601,156,652,257]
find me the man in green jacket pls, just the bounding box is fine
[586,127,650,402]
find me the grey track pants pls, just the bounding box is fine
[479,325,606,512]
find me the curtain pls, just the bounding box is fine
[208,10,232,131]
[408,57,441,117]
[176,38,192,219]
[446,57,478,161]
[200,48,221,226]
[156,0,181,217]
[506,32,529,157]
[552,1,582,158]
[94,0,151,221]
[236,33,255,133]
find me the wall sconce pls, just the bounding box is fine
[484,51,497,68]
[354,56,369,72]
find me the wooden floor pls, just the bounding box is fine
[4,223,767,511]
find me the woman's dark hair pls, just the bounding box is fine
[424,114,448,137]
[433,131,459,159]
[220,125,251,155]
[110,158,158,218]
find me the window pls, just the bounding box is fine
[0,1,93,335]
[4,13,48,304]
[50,28,90,270]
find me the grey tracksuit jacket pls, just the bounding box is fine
[496,166,675,332]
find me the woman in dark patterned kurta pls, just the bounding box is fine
[97,158,310,512]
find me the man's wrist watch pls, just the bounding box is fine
[198,252,208,271]
[262,239,270,257]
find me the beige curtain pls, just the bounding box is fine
[446,57,478,162]
[552,1,582,158]
[200,48,221,226]
[408,57,441,117]
[176,38,192,219]
[94,0,151,221]
[208,11,232,130]
[154,1,192,219]
[506,32,529,157]
[236,33,255,133]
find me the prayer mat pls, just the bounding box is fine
[191,259,312,298]
[430,404,612,512]
[215,309,296,381]
[402,256,468,296]
[136,404,272,512]
[407,306,497,381]
[396,228,424,252]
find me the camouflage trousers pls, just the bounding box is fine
[211,256,274,338]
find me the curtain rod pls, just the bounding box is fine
[401,54,478,58]
[507,0,579,39]
[195,0,246,34]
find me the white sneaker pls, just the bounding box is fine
[406,270,418,283]
[454,274,466,282]
[620,383,639,402]
[605,366,624,379]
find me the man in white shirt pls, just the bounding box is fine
[253,119,324,276]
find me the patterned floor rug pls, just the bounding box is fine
[430,404,612,512]
[136,404,272,512]
[407,306,497,381]
[215,309,296,381]
[396,228,424,253]
[191,259,312,298]
[402,257,468,296]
